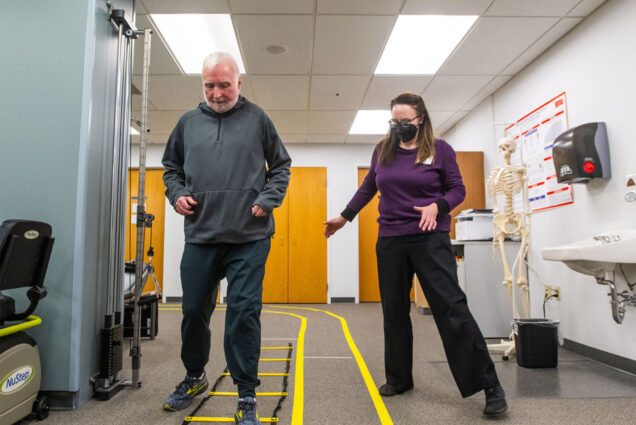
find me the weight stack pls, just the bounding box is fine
[99,324,123,378]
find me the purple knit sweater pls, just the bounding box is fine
[344,139,466,237]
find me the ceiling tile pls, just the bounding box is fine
[307,134,347,144]
[422,75,493,110]
[502,17,582,75]
[131,1,593,145]
[233,15,314,75]
[427,111,455,129]
[146,133,171,144]
[436,110,470,136]
[361,76,434,109]
[134,75,201,110]
[130,110,176,136]
[313,15,396,74]
[267,111,309,134]
[280,134,308,144]
[346,134,384,144]
[159,110,191,127]
[463,75,512,110]
[147,110,177,134]
[135,2,147,14]
[229,0,315,14]
[132,94,158,111]
[402,0,491,15]
[238,75,257,104]
[134,15,182,75]
[140,0,229,13]
[310,76,371,110]
[309,111,357,134]
[438,17,558,75]
[185,75,203,98]
[250,76,310,110]
[485,0,580,17]
[317,0,403,14]
[567,0,607,16]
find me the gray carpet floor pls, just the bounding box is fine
[18,303,636,424]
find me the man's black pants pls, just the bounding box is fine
[376,231,499,397]
[180,238,271,398]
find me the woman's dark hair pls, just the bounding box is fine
[376,92,436,164]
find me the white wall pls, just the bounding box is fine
[444,97,498,209]
[444,0,636,360]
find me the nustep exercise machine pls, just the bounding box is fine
[0,220,55,423]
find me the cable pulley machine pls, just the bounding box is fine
[92,4,153,400]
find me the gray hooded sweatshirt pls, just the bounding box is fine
[162,96,291,244]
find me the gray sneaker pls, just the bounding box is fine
[235,396,259,424]
[163,373,209,411]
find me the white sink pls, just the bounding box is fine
[542,229,636,277]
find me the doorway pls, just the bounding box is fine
[262,167,327,303]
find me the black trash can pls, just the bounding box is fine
[513,318,559,368]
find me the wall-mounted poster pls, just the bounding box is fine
[504,92,574,213]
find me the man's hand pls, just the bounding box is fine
[175,196,197,216]
[252,205,267,217]
[414,204,438,231]
[324,216,347,238]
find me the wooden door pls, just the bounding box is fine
[288,167,327,303]
[357,168,413,302]
[262,167,327,303]
[358,168,381,302]
[451,152,486,239]
[262,194,289,303]
[126,169,166,294]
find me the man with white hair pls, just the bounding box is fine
[161,52,291,424]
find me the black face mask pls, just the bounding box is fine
[395,124,418,142]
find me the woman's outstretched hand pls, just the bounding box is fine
[414,204,438,231]
[324,216,347,238]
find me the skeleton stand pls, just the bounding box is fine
[485,136,531,359]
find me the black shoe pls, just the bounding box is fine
[378,383,413,397]
[483,385,508,415]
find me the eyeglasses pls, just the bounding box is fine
[388,116,422,128]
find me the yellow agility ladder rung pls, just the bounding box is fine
[221,373,289,377]
[208,392,288,397]
[259,358,291,362]
[184,416,278,422]
[261,347,292,350]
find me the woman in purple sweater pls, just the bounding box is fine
[324,92,507,416]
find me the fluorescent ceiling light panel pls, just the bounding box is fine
[151,14,245,74]
[375,15,477,74]
[349,110,392,135]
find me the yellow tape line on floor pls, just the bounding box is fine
[262,309,306,425]
[271,306,394,425]
[161,304,393,424]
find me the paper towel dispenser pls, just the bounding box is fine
[552,122,610,184]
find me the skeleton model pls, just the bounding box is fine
[486,137,531,318]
